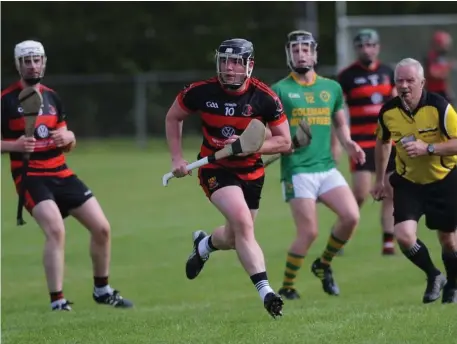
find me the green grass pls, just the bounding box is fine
[2,138,456,344]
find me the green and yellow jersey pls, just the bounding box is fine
[272,73,344,179]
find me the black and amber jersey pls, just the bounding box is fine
[376,91,457,184]
[338,61,395,149]
[177,77,287,180]
[1,81,74,184]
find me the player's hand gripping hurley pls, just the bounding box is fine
[263,119,312,167]
[16,86,43,225]
[162,119,266,186]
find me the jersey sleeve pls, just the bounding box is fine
[436,96,457,139]
[52,92,67,128]
[261,89,287,127]
[176,83,201,113]
[337,70,349,96]
[270,82,280,97]
[334,82,345,114]
[375,104,391,142]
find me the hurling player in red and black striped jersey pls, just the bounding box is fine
[337,29,397,255]
[165,38,291,318]
[1,40,132,311]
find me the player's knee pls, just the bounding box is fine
[438,231,457,252]
[339,210,360,230]
[43,224,65,245]
[394,225,416,248]
[296,223,318,242]
[91,219,111,243]
[352,191,366,207]
[230,213,254,239]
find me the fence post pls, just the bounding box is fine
[335,1,350,73]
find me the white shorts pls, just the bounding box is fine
[281,168,348,201]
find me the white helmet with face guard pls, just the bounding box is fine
[14,40,47,85]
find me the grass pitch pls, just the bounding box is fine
[1,138,456,344]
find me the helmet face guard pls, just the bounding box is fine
[216,39,254,89]
[14,40,47,86]
[286,31,317,75]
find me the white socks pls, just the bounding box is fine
[94,285,114,296]
[51,298,67,309]
[255,280,274,301]
[198,235,215,257]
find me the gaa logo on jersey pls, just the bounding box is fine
[35,124,49,138]
[319,91,330,102]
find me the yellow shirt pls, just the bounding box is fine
[376,91,457,184]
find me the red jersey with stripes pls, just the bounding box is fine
[425,50,453,94]
[1,81,74,184]
[338,62,395,149]
[177,77,287,180]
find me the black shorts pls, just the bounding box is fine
[198,168,264,210]
[389,168,457,232]
[350,146,396,173]
[21,175,93,218]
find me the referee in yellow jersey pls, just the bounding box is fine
[372,58,457,304]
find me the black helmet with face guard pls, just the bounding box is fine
[285,30,318,75]
[215,38,254,89]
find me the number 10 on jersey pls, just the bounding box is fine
[225,106,235,116]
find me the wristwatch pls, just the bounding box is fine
[427,144,435,155]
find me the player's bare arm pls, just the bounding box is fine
[374,137,392,183]
[330,127,342,163]
[1,136,36,153]
[332,109,352,147]
[50,127,76,150]
[372,128,392,201]
[165,98,192,177]
[257,120,291,155]
[332,109,365,164]
[432,139,457,155]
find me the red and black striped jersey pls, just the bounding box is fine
[177,77,287,180]
[338,62,395,149]
[1,81,74,184]
[425,50,453,94]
